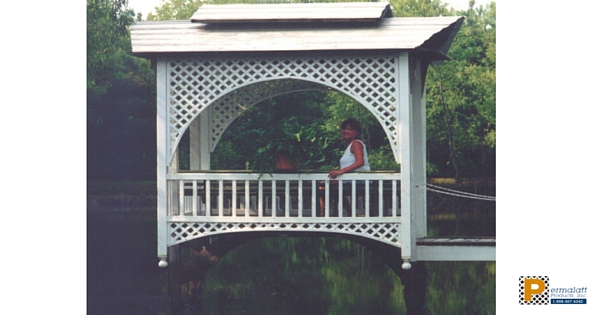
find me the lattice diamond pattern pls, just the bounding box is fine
[166,54,401,161]
[168,221,401,248]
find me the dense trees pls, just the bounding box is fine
[423,1,496,179]
[87,0,495,180]
[87,0,156,180]
[146,0,203,20]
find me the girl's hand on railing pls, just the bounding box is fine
[328,169,344,180]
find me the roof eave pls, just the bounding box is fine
[129,16,465,57]
[418,16,465,56]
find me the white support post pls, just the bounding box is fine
[399,52,428,265]
[398,52,412,264]
[156,59,169,267]
[190,119,201,170]
[411,58,428,242]
[190,112,211,171]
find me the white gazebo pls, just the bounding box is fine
[130,2,491,269]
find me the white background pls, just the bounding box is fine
[6,0,600,314]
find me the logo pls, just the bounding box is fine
[519,276,588,305]
[519,276,550,305]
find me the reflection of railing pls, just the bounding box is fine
[166,172,401,221]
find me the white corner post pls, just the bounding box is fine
[399,52,428,267]
[156,59,169,267]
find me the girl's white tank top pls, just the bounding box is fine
[340,140,370,171]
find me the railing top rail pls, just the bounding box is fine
[168,171,401,181]
[176,170,400,174]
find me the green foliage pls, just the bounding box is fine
[212,91,339,172]
[388,0,451,17]
[146,0,203,20]
[369,147,399,170]
[87,0,135,99]
[87,0,154,115]
[251,116,324,172]
[87,0,157,180]
[425,2,496,178]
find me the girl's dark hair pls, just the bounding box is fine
[340,118,362,139]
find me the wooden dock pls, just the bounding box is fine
[416,237,496,261]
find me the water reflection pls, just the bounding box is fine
[201,238,494,315]
[87,182,495,315]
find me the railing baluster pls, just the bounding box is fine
[218,180,224,217]
[192,180,198,216]
[285,180,290,217]
[338,181,343,218]
[325,181,330,217]
[365,180,370,218]
[167,181,173,216]
[351,180,356,218]
[396,181,402,216]
[258,180,264,217]
[205,180,210,217]
[271,180,276,217]
[379,179,384,218]
[245,180,250,217]
[311,180,316,218]
[179,180,185,216]
[392,180,397,216]
[298,180,303,218]
[233,180,239,217]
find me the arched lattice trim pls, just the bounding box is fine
[165,54,402,163]
[168,221,402,248]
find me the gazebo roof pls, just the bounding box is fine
[130,2,463,60]
[190,2,393,23]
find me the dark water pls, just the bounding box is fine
[87,184,495,315]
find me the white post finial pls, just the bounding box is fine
[158,258,168,268]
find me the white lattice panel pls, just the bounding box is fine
[168,221,402,248]
[166,54,401,161]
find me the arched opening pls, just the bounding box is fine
[212,90,398,172]
[171,77,401,173]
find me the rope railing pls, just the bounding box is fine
[422,184,496,202]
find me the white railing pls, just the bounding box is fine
[165,171,401,222]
